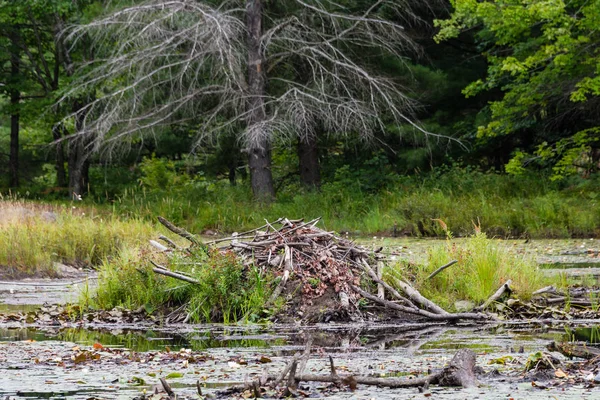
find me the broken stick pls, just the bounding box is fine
[151,261,200,285]
[351,285,490,321]
[427,260,458,280]
[475,280,512,311]
[157,216,207,250]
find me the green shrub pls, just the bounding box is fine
[90,247,272,323]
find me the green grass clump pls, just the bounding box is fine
[89,247,272,323]
[96,167,600,239]
[386,232,561,311]
[0,199,153,277]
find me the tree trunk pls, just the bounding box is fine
[298,136,321,190]
[246,0,275,201]
[52,123,67,187]
[68,99,90,198]
[8,29,20,188]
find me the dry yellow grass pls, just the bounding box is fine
[0,198,156,278]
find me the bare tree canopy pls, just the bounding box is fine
[59,0,444,199]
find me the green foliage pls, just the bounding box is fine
[91,247,272,324]
[138,155,189,190]
[436,0,600,177]
[99,163,600,239]
[387,232,559,310]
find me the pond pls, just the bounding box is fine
[1,238,599,399]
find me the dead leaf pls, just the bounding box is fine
[555,369,567,378]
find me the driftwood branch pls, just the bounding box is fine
[151,261,200,285]
[266,245,292,305]
[427,260,458,280]
[351,285,490,321]
[159,377,175,397]
[390,276,449,315]
[158,234,184,250]
[475,280,512,311]
[149,239,169,252]
[157,216,206,250]
[358,258,417,309]
[281,349,478,389]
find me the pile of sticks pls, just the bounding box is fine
[152,217,491,322]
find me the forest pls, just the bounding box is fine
[1,0,599,236]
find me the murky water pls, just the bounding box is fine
[1,321,599,399]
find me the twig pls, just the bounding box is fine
[427,260,458,280]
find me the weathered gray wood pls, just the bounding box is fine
[151,261,200,285]
[266,245,292,305]
[351,285,490,321]
[434,349,478,388]
[475,280,512,311]
[390,276,449,315]
[157,216,206,250]
[358,259,417,309]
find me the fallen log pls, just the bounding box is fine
[351,285,490,321]
[278,349,478,389]
[547,341,600,360]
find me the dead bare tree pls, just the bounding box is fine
[59,0,453,199]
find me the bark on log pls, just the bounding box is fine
[434,349,478,388]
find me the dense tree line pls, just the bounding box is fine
[0,0,598,199]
